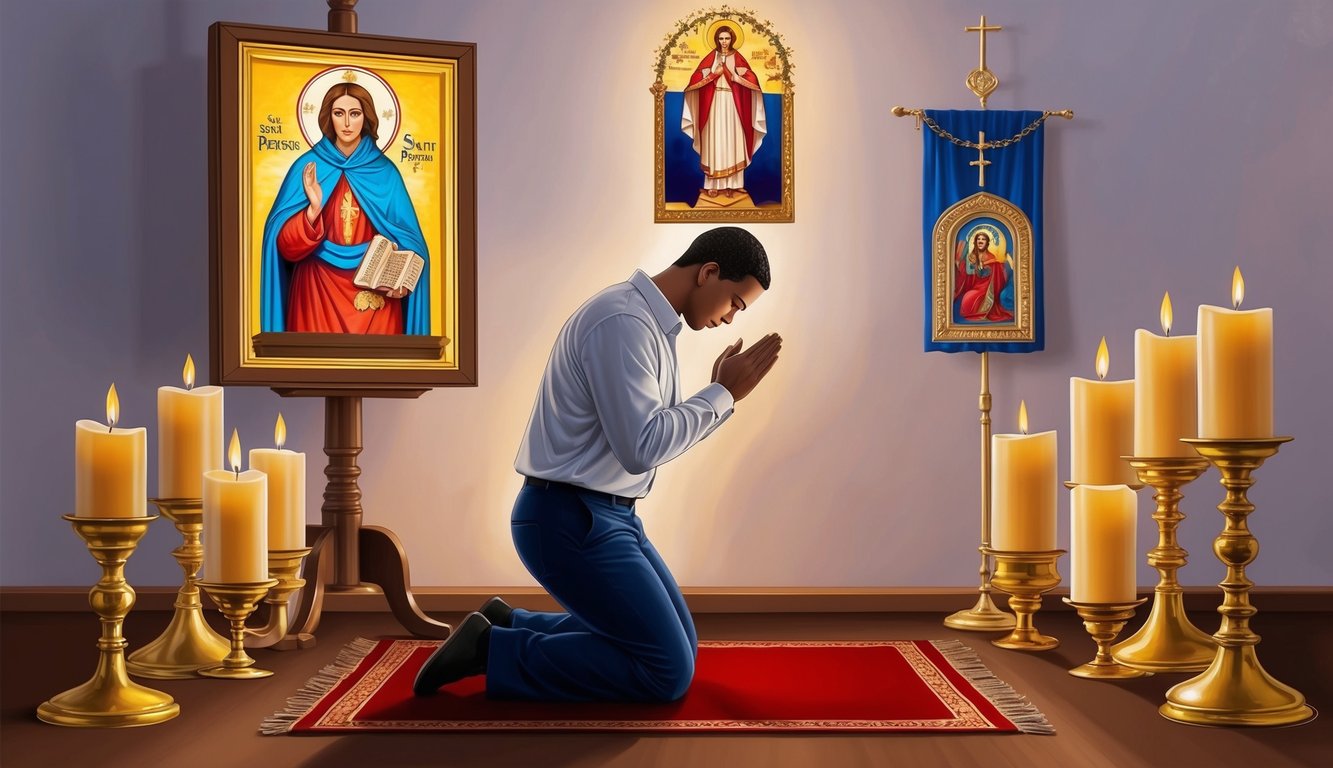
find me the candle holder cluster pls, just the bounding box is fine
[38,516,180,728]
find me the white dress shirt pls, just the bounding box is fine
[515,270,735,497]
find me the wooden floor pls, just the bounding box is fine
[2,609,1329,767]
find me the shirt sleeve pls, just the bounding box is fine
[579,314,731,475]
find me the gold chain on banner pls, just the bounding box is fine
[921,112,1054,149]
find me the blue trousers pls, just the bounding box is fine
[485,483,698,702]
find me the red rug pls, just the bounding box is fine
[262,638,1052,734]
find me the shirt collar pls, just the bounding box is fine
[629,270,684,336]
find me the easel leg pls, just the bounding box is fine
[360,526,452,638]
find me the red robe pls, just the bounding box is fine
[954,247,1013,323]
[687,49,762,164]
[277,175,404,334]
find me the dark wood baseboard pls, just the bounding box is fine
[2,586,1329,613]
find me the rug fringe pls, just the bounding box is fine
[930,639,1056,735]
[259,636,380,735]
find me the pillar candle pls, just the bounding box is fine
[1070,338,1136,485]
[202,431,267,582]
[992,404,1058,551]
[1134,328,1197,457]
[249,415,305,550]
[74,385,145,518]
[158,355,223,499]
[1198,270,1272,438]
[1070,484,1138,603]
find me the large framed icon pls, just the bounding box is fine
[931,192,1035,344]
[651,9,794,222]
[209,22,477,390]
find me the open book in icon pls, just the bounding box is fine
[354,235,425,294]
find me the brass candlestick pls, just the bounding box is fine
[38,516,179,727]
[126,499,230,678]
[1161,437,1314,727]
[1064,597,1150,679]
[196,579,279,679]
[245,547,314,650]
[1110,457,1217,673]
[984,548,1065,651]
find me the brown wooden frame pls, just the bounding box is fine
[208,22,477,392]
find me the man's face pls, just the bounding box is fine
[331,94,365,145]
[718,31,733,50]
[684,263,765,331]
[974,233,990,252]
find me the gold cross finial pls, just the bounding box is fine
[969,131,991,187]
[964,15,1002,108]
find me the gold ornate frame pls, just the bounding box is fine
[651,8,794,223]
[932,192,1034,343]
[209,22,477,391]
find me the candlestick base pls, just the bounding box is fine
[38,516,179,728]
[943,591,1017,631]
[1064,598,1149,679]
[245,547,313,650]
[1160,438,1315,727]
[197,580,279,679]
[984,548,1064,651]
[126,499,231,679]
[1107,457,1217,673]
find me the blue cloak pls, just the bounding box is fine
[260,136,431,335]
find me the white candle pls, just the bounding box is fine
[202,430,267,582]
[992,401,1058,551]
[158,355,223,498]
[74,384,146,518]
[248,414,306,551]
[1070,484,1138,603]
[1135,294,1198,456]
[1070,337,1136,485]
[1198,268,1272,438]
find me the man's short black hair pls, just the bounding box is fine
[673,226,771,290]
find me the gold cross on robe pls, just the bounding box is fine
[339,188,360,243]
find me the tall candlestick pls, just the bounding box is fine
[1198,268,1272,438]
[248,414,306,550]
[992,401,1058,551]
[158,354,224,498]
[1070,484,1138,603]
[1135,292,1198,456]
[1070,337,1135,485]
[74,384,146,518]
[203,430,267,582]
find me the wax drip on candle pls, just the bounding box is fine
[1095,337,1110,381]
[183,354,195,392]
[105,383,119,433]
[1232,266,1245,310]
[229,428,241,480]
[1160,292,1173,337]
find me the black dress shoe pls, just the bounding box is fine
[413,612,492,696]
[480,596,514,628]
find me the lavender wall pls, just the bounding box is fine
[2,0,1330,589]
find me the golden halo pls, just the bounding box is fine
[964,224,1006,258]
[703,18,745,52]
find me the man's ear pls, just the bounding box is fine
[696,262,720,286]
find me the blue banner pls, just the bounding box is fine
[922,110,1044,353]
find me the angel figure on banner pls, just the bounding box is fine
[953,221,1015,324]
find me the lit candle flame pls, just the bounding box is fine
[106,383,119,430]
[1018,400,1029,435]
[228,428,241,476]
[1232,266,1245,310]
[183,354,195,390]
[1095,337,1110,381]
[1160,292,1173,336]
[275,413,287,450]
